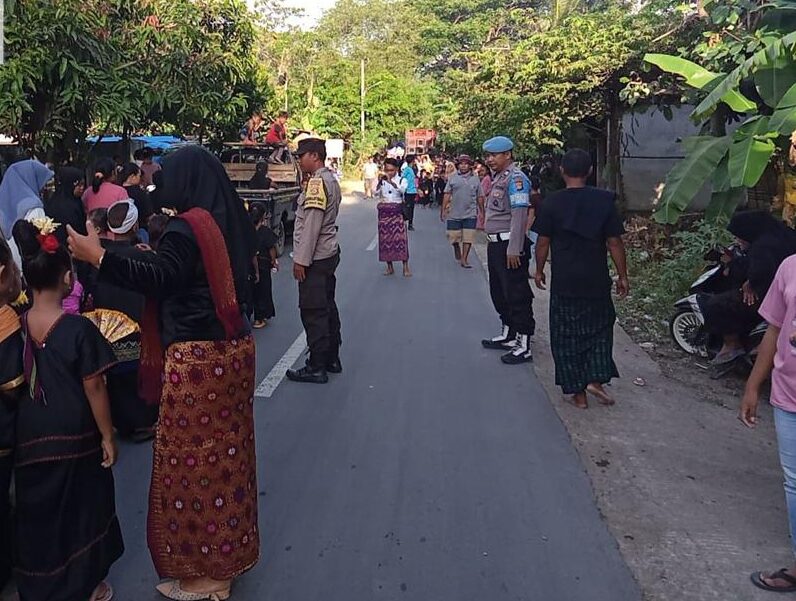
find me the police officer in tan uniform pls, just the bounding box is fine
[480,136,534,364]
[287,138,343,384]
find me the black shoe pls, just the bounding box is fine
[501,334,533,364]
[482,338,517,350]
[481,325,517,350]
[408,224,415,231]
[326,358,343,374]
[286,365,329,384]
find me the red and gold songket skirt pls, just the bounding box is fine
[147,336,259,580]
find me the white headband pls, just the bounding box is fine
[107,200,138,235]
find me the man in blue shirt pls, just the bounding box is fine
[401,155,418,231]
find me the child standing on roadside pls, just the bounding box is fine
[249,202,278,328]
[741,253,796,593]
[11,218,123,601]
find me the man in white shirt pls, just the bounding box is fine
[362,156,379,199]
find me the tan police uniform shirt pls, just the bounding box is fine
[293,167,341,267]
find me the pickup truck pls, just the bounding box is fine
[220,143,302,256]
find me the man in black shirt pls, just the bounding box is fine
[532,149,629,409]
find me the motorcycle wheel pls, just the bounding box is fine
[669,308,708,357]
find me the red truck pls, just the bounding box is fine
[405,129,437,156]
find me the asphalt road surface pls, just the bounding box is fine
[109,195,640,600]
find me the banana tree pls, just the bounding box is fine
[643,32,796,224]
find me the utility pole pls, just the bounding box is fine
[360,59,365,142]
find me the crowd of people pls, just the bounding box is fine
[361,138,796,596]
[0,141,308,601]
[0,121,795,601]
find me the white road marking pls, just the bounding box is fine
[255,332,307,398]
[366,233,379,251]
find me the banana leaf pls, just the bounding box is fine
[653,135,732,224]
[728,135,776,188]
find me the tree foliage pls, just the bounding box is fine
[0,0,268,159]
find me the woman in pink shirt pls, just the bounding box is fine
[82,158,128,213]
[741,254,796,592]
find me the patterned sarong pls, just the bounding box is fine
[377,202,409,262]
[549,294,619,394]
[143,207,259,580]
[147,336,259,580]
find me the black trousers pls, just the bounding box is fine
[299,251,342,368]
[252,260,276,321]
[487,238,535,335]
[403,193,417,225]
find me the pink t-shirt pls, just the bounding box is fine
[759,255,796,412]
[82,182,128,212]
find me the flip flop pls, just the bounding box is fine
[90,582,114,601]
[751,569,796,592]
[461,264,473,269]
[710,348,745,365]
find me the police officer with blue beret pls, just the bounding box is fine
[480,136,534,364]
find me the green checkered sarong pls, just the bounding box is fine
[549,294,619,394]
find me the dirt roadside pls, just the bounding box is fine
[474,238,789,601]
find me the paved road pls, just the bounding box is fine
[110,196,640,600]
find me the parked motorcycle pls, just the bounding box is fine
[669,246,767,365]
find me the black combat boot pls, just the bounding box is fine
[286,364,329,384]
[501,334,533,364]
[481,325,517,350]
[326,355,343,374]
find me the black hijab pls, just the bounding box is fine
[44,166,86,242]
[160,145,256,305]
[728,211,796,295]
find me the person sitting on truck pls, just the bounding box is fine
[265,111,289,145]
[240,111,265,145]
[249,161,273,190]
[266,112,290,164]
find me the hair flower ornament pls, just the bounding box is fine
[29,216,60,236]
[28,217,61,254]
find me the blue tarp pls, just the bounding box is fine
[86,135,185,150]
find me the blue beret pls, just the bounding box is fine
[482,136,514,153]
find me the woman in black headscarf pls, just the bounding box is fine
[44,166,86,244]
[68,146,259,601]
[701,211,796,364]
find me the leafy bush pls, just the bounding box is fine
[619,218,732,341]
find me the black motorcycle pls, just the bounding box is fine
[669,246,767,364]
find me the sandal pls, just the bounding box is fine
[751,569,796,592]
[156,580,231,601]
[89,582,114,601]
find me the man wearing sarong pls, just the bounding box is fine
[532,149,629,409]
[287,138,343,384]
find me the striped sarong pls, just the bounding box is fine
[549,294,619,394]
[377,202,409,262]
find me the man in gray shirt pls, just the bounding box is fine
[442,155,483,268]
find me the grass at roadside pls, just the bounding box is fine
[616,216,732,346]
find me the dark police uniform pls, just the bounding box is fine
[481,136,534,364]
[287,138,342,383]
